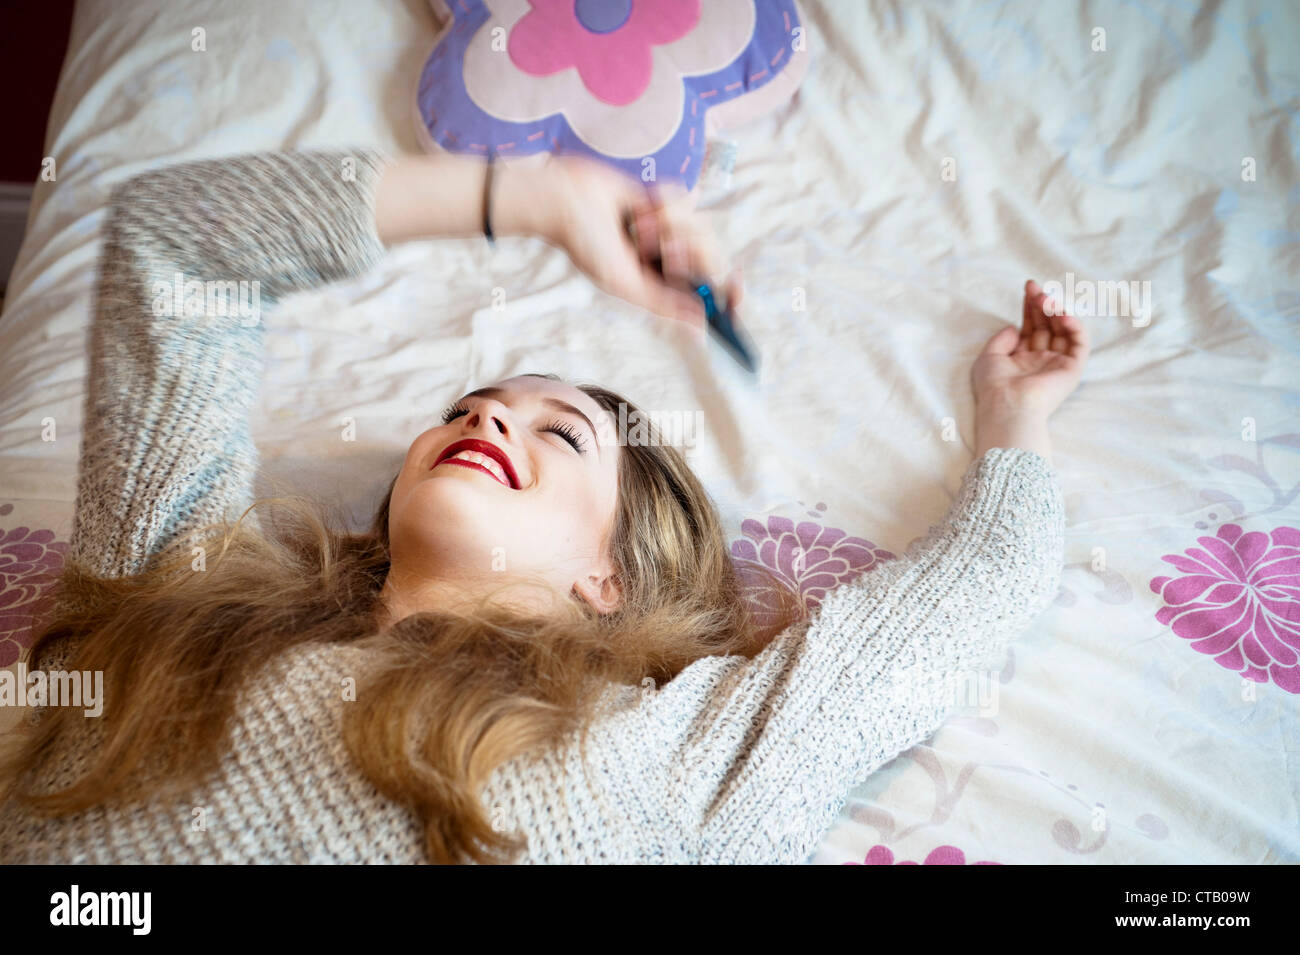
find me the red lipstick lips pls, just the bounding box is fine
[433,438,520,489]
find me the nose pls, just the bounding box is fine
[463,400,510,438]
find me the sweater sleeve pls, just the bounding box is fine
[628,446,1065,863]
[67,148,392,580]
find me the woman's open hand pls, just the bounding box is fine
[524,153,741,333]
[970,279,1090,419]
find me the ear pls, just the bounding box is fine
[572,565,623,615]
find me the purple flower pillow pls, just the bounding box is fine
[414,0,810,189]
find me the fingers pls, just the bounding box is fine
[629,203,663,270]
[980,323,1020,358]
[1031,295,1051,352]
[1024,277,1090,364]
[1042,292,1080,357]
[648,276,708,343]
[1058,310,1090,362]
[604,250,708,331]
[1021,279,1056,352]
[629,194,723,285]
[1042,289,1069,353]
[1022,279,1039,338]
[615,180,724,341]
[1032,277,1070,352]
[641,270,707,327]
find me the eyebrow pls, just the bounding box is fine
[462,386,602,457]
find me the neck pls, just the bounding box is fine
[374,564,569,629]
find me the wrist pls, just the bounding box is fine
[974,383,1056,420]
[490,159,561,241]
[374,153,548,245]
[974,399,1052,463]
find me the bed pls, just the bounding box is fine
[1,0,1296,865]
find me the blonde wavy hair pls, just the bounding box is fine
[1,374,805,864]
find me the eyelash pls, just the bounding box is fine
[440,400,588,454]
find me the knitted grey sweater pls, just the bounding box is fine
[0,149,1065,864]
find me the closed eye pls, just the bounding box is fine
[439,400,588,454]
[543,420,587,454]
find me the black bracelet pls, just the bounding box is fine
[482,149,496,247]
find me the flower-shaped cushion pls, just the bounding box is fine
[414,0,809,189]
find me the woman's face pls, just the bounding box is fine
[386,376,623,613]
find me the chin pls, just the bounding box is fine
[401,473,510,532]
[411,469,507,510]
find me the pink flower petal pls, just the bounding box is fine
[731,539,758,562]
[1174,601,1253,652]
[1269,662,1300,694]
[1271,526,1300,546]
[1253,608,1299,665]
[1196,536,1249,582]
[1241,631,1273,668]
[1214,645,1245,672]
[863,845,894,865]
[923,845,968,865]
[1162,573,1234,605]
[1230,530,1271,574]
